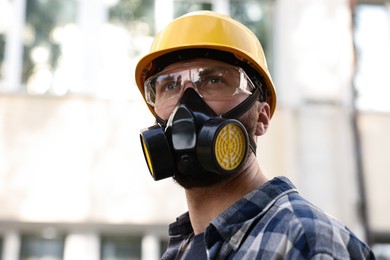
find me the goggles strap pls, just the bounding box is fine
[222,87,260,119]
[248,135,257,155]
[222,88,260,156]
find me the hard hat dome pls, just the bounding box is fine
[135,10,277,117]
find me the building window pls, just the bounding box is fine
[108,0,155,35]
[0,32,4,81]
[230,0,274,67]
[20,234,64,260]
[174,0,213,17]
[23,0,77,95]
[99,0,155,99]
[0,0,155,97]
[100,235,142,260]
[0,0,11,84]
[0,0,274,97]
[172,0,274,69]
[354,2,390,257]
[354,4,390,112]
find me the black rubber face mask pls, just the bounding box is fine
[140,88,259,181]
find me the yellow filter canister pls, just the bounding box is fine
[197,118,248,174]
[214,122,247,171]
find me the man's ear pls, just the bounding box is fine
[255,102,270,136]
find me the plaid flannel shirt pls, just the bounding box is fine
[162,177,375,259]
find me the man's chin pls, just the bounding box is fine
[172,170,233,189]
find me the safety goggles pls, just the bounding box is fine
[144,63,256,108]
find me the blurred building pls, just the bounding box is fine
[0,0,389,259]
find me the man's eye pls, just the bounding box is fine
[209,77,223,84]
[203,76,226,87]
[164,82,180,92]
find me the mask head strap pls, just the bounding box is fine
[222,87,260,119]
[222,88,260,155]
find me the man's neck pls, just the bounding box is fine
[184,155,268,235]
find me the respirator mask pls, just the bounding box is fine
[139,63,261,181]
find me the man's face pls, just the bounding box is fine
[147,58,261,189]
[147,58,254,120]
[172,104,260,189]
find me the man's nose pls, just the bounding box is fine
[182,80,197,90]
[181,80,203,98]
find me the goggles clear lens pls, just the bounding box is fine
[144,64,255,108]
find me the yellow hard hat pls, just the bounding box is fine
[135,10,277,118]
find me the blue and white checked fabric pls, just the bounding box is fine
[162,177,375,259]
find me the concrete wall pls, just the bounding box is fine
[0,94,187,224]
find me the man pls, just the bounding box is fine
[135,11,374,259]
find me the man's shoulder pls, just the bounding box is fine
[261,191,355,242]
[245,191,374,259]
[272,190,337,226]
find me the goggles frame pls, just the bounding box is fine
[144,63,256,108]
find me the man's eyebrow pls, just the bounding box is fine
[198,67,222,76]
[156,75,175,84]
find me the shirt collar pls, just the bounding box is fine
[167,177,298,249]
[168,211,193,238]
[208,176,298,250]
